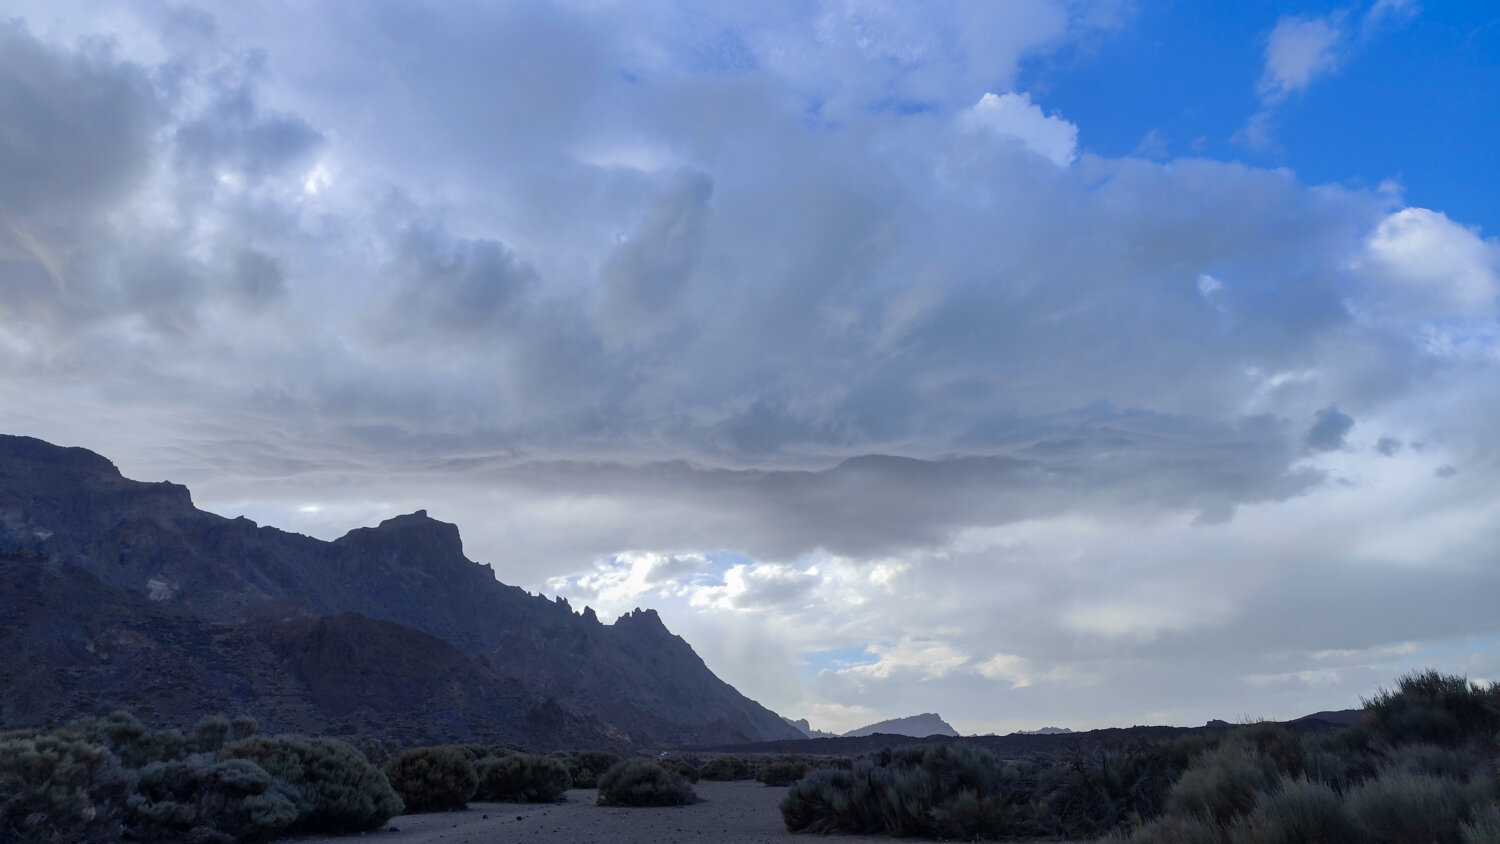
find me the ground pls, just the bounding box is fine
[287,780,1087,844]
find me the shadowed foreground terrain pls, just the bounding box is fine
[289,782,890,844]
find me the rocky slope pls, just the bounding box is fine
[0,435,803,748]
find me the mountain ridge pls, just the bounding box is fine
[0,434,802,748]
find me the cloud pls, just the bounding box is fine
[3,0,1499,737]
[1306,405,1355,452]
[1356,207,1499,318]
[962,92,1078,166]
[1257,16,1344,104]
[1238,3,1418,149]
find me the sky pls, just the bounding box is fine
[2,0,1499,735]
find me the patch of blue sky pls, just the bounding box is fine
[1027,3,1499,232]
[800,644,881,681]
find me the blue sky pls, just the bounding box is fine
[1040,2,1499,229]
[2,0,1499,734]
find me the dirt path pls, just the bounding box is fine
[289,780,878,844]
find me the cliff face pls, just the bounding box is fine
[0,434,802,748]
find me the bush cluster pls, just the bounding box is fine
[1,713,403,842]
[223,734,402,833]
[597,759,698,807]
[551,750,622,789]
[757,760,810,787]
[380,746,477,813]
[474,753,572,803]
[700,754,754,781]
[1100,670,1500,844]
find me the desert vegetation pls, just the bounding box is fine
[597,759,699,806]
[778,669,1500,842]
[4,669,1496,842]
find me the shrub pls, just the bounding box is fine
[193,716,231,754]
[779,744,1019,839]
[658,758,700,783]
[1167,741,1276,824]
[125,756,298,843]
[553,751,622,789]
[224,735,402,833]
[1032,743,1177,837]
[699,755,753,781]
[1383,743,1479,780]
[1344,770,1478,844]
[382,746,478,813]
[757,760,810,787]
[597,759,697,807]
[474,753,571,803]
[65,712,188,769]
[1363,670,1498,749]
[1238,722,1305,777]
[0,732,128,843]
[1226,776,1358,844]
[229,716,258,742]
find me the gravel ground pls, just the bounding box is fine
[289,780,879,844]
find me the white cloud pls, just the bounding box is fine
[835,638,971,681]
[1357,207,1499,317]
[963,92,1078,166]
[1257,16,1344,104]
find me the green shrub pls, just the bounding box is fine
[1363,670,1499,749]
[382,746,478,813]
[700,755,753,781]
[1032,743,1176,837]
[597,759,697,807]
[1167,741,1276,824]
[1226,776,1358,844]
[1344,770,1478,844]
[224,735,401,833]
[64,712,188,769]
[193,716,231,755]
[229,716,258,742]
[779,744,1018,838]
[552,751,622,789]
[757,760,810,787]
[474,753,571,803]
[0,732,128,843]
[125,756,298,843]
[1238,722,1305,777]
[658,758,700,783]
[1383,743,1479,780]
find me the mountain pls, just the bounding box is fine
[783,716,837,738]
[843,713,959,738]
[0,435,803,748]
[1015,727,1073,735]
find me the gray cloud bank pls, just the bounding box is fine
[2,2,1498,732]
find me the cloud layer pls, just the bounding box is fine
[3,1,1498,733]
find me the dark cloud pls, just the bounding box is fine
[385,224,537,335]
[0,22,158,225]
[1375,436,1402,456]
[1305,405,1354,452]
[597,169,714,346]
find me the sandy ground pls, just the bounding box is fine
[290,780,876,844]
[290,780,1093,844]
